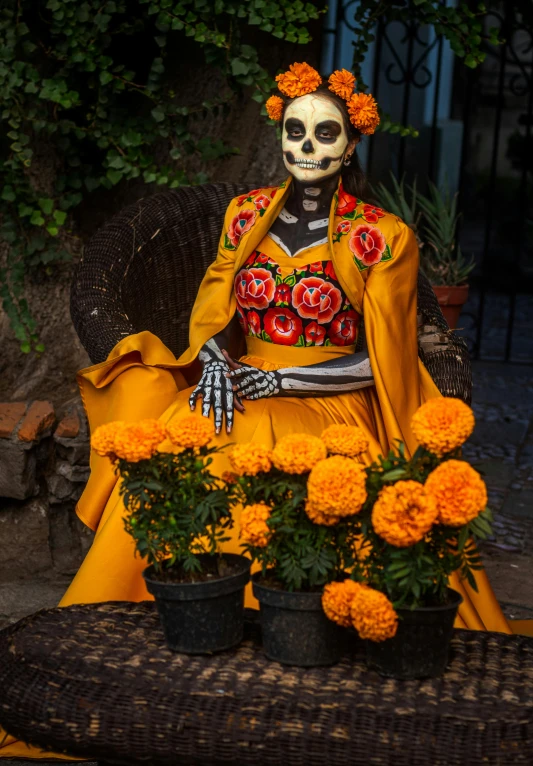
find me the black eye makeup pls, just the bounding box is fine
[315,120,342,143]
[285,117,306,141]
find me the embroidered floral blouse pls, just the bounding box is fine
[234,235,360,348]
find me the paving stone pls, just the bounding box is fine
[0,402,27,438]
[17,401,56,443]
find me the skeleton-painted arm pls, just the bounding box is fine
[190,320,244,433]
[226,351,374,400]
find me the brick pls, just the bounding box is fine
[18,400,56,443]
[55,410,81,439]
[0,402,27,439]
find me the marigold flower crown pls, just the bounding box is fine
[265,62,380,136]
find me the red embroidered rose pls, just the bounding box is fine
[324,261,338,281]
[255,252,270,264]
[349,224,387,266]
[247,310,261,335]
[254,194,270,211]
[275,284,291,304]
[363,204,385,224]
[270,188,277,200]
[234,267,276,310]
[292,276,343,325]
[328,310,360,346]
[309,261,324,273]
[264,308,303,346]
[236,306,248,334]
[336,220,352,234]
[236,189,261,206]
[336,184,357,217]
[305,322,326,346]
[228,209,257,247]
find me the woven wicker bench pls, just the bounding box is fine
[71,183,472,403]
[1,602,532,765]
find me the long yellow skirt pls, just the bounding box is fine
[0,334,527,761]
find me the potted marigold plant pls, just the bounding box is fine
[91,415,251,654]
[322,397,492,679]
[229,426,369,667]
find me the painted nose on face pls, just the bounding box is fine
[302,139,314,154]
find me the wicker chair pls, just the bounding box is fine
[71,183,472,403]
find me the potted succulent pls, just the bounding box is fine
[322,397,492,679]
[373,174,475,329]
[91,415,251,654]
[228,428,368,667]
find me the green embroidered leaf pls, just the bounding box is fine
[295,334,306,347]
[353,257,368,272]
[275,273,283,286]
[259,208,266,217]
[224,234,236,250]
[381,243,393,262]
[324,338,333,346]
[341,210,358,220]
[261,329,272,343]
[283,273,297,287]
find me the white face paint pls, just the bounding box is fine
[282,93,350,183]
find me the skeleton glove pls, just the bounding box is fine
[189,341,237,433]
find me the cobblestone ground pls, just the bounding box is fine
[2,361,533,766]
[464,361,533,620]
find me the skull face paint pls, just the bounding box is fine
[282,93,350,183]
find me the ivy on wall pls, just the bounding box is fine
[0,0,323,351]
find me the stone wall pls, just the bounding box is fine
[0,399,92,580]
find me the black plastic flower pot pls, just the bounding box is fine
[365,587,463,679]
[252,574,347,667]
[143,553,251,654]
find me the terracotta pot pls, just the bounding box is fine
[432,284,469,330]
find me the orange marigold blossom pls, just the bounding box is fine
[371,480,439,547]
[239,503,272,548]
[91,420,126,459]
[346,92,380,135]
[265,95,284,121]
[166,415,215,449]
[272,433,327,474]
[306,455,367,523]
[322,579,362,627]
[321,423,369,458]
[350,585,398,642]
[411,397,475,457]
[229,442,272,476]
[328,68,356,100]
[275,62,322,98]
[113,419,167,462]
[425,460,487,527]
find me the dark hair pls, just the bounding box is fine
[280,84,370,201]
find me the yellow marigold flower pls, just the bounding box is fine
[275,62,322,98]
[346,92,380,135]
[322,579,362,627]
[306,455,367,523]
[91,420,126,459]
[166,415,215,449]
[328,68,356,100]
[239,503,272,548]
[272,433,327,474]
[371,480,438,547]
[425,459,487,527]
[229,443,272,476]
[411,397,475,457]
[113,419,167,462]
[321,423,369,458]
[266,94,284,121]
[350,586,398,642]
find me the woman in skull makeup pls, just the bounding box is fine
[57,65,515,631]
[2,61,527,762]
